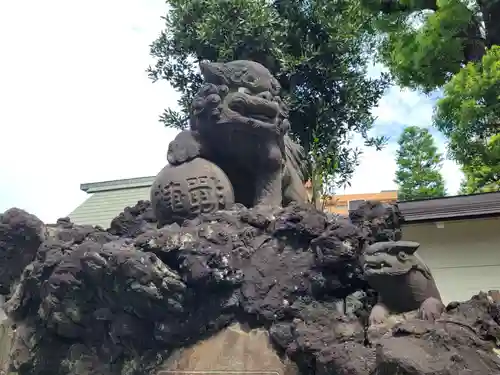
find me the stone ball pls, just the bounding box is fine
[151,158,235,226]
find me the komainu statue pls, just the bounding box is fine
[166,59,308,208]
[361,240,445,326]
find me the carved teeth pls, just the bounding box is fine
[364,261,390,270]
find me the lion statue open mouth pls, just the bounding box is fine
[226,90,280,127]
[193,60,290,134]
[166,59,307,208]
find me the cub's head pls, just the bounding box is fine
[361,241,424,280]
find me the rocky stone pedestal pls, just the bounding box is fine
[1,203,500,375]
[160,323,298,375]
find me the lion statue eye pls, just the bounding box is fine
[244,74,256,83]
[397,251,408,261]
[232,70,244,81]
[218,85,229,95]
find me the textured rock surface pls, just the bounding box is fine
[0,202,500,375]
[150,157,235,227]
[160,323,299,375]
[0,208,47,294]
[0,296,14,373]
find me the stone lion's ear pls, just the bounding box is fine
[365,241,392,254]
[393,240,420,254]
[365,240,420,255]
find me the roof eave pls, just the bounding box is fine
[80,176,156,193]
[399,191,500,223]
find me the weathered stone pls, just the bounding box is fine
[376,334,500,375]
[0,295,14,374]
[1,201,500,375]
[316,342,376,375]
[349,200,402,243]
[108,200,157,237]
[151,158,235,227]
[159,323,299,375]
[0,208,46,294]
[361,241,444,326]
[166,60,308,208]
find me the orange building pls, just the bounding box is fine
[323,191,398,215]
[304,181,398,215]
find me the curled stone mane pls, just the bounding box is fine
[190,83,225,130]
[165,59,309,207]
[189,80,307,185]
[190,82,291,136]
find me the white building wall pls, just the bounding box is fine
[403,217,500,304]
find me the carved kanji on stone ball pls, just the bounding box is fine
[151,157,235,226]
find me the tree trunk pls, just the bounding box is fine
[311,172,321,210]
[379,0,437,13]
[462,16,487,63]
[479,0,500,47]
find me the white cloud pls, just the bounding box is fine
[0,1,463,223]
[338,83,463,196]
[335,139,400,195]
[0,0,178,222]
[338,134,463,197]
[372,87,435,129]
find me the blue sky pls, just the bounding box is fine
[0,0,462,223]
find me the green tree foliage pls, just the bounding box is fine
[147,0,390,202]
[361,0,499,92]
[394,126,446,200]
[360,0,500,192]
[459,133,500,194]
[434,46,500,167]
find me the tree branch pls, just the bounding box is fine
[377,0,437,14]
[478,0,500,47]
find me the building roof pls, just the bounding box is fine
[305,182,500,221]
[68,174,500,228]
[80,176,155,193]
[324,191,398,205]
[398,191,500,223]
[68,176,155,228]
[322,191,398,215]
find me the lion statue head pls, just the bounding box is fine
[189,60,291,137]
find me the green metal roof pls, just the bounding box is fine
[68,176,155,229]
